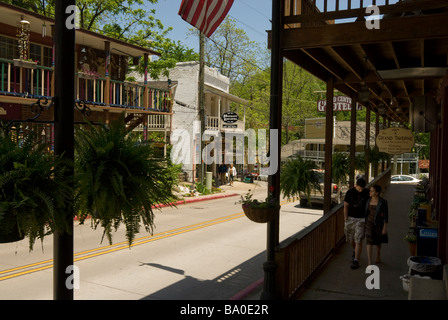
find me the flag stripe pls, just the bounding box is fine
[178,0,234,38]
[204,0,233,37]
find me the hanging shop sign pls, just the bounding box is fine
[317,96,363,112]
[221,112,239,123]
[376,127,415,155]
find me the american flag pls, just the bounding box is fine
[178,0,234,38]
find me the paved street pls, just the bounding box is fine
[0,181,323,300]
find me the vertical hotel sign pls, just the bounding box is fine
[376,128,415,155]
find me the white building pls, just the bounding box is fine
[149,61,248,181]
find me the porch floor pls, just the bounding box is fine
[296,183,416,300]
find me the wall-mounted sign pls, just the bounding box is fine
[317,96,363,112]
[376,127,415,155]
[221,112,238,123]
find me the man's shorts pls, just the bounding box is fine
[344,217,365,243]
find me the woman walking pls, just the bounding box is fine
[365,184,388,265]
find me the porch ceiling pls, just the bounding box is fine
[270,1,448,123]
[0,2,159,58]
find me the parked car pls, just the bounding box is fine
[391,175,422,184]
[299,170,348,208]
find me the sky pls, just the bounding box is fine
[150,0,273,52]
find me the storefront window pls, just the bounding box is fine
[0,36,18,60]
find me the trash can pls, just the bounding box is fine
[407,256,443,280]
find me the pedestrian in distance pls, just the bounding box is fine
[218,163,228,186]
[344,178,370,270]
[365,184,388,266]
[229,164,237,186]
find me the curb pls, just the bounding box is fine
[152,192,240,208]
[74,192,240,220]
[229,277,264,300]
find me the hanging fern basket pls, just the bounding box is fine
[0,215,24,243]
[242,206,279,223]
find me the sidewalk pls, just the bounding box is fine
[167,179,267,208]
[239,183,416,300]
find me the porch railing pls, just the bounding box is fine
[0,58,171,113]
[283,0,446,27]
[0,58,53,99]
[275,167,391,299]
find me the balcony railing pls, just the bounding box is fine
[0,58,52,99]
[283,0,445,28]
[206,116,245,131]
[296,149,418,162]
[0,58,171,114]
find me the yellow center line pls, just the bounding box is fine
[0,199,292,281]
[0,211,246,281]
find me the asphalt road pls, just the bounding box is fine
[0,182,323,300]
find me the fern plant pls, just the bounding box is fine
[280,155,321,201]
[0,131,72,250]
[74,117,180,246]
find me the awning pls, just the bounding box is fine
[204,85,248,105]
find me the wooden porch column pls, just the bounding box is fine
[104,41,110,105]
[437,85,448,263]
[349,93,357,188]
[382,115,386,172]
[51,25,55,97]
[324,76,334,214]
[365,105,371,182]
[374,111,380,177]
[143,53,149,109]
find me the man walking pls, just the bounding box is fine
[218,163,228,186]
[344,178,369,269]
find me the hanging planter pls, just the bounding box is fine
[239,190,279,223]
[242,205,279,223]
[0,213,24,243]
[0,131,72,250]
[74,115,181,246]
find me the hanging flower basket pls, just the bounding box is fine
[0,214,24,244]
[242,205,279,223]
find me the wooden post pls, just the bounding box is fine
[104,41,110,105]
[53,0,75,300]
[143,53,149,109]
[324,76,334,214]
[374,111,379,177]
[365,105,371,182]
[349,93,357,188]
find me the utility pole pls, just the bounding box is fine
[198,32,206,183]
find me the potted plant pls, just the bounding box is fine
[239,190,279,223]
[279,155,321,207]
[405,230,417,256]
[0,130,72,250]
[74,116,181,245]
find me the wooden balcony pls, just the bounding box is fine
[0,58,172,126]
